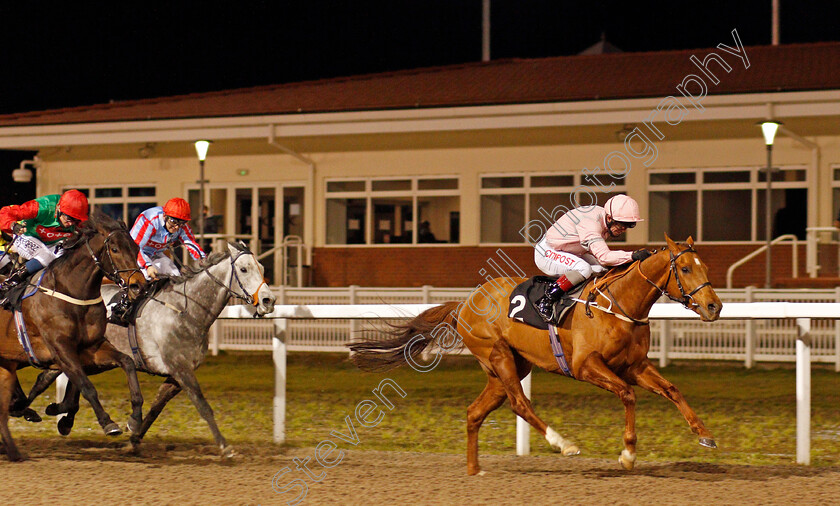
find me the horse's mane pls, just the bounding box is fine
[47,210,127,270]
[167,250,229,284]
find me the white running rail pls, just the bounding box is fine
[218,301,839,465]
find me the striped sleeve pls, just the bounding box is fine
[130,215,156,268]
[179,225,206,259]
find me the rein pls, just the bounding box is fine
[148,244,265,318]
[83,229,142,290]
[586,245,711,325]
[201,249,265,307]
[32,227,137,307]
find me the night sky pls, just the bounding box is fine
[0,0,837,198]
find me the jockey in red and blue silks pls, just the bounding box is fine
[130,198,205,280]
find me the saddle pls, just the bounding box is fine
[508,276,586,330]
[106,278,168,327]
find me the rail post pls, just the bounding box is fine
[273,319,287,444]
[516,372,532,456]
[745,286,755,368]
[796,317,811,465]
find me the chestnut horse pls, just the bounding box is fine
[351,235,722,474]
[0,211,146,461]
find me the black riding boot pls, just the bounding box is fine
[109,293,135,325]
[536,283,566,323]
[0,266,29,309]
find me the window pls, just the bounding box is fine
[325,177,460,245]
[67,185,157,225]
[648,167,808,242]
[479,173,625,244]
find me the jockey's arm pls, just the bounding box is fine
[0,200,39,234]
[586,238,633,266]
[179,226,206,260]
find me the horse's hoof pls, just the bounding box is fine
[7,452,25,462]
[699,437,717,449]
[22,408,42,423]
[467,467,482,476]
[618,449,636,471]
[103,422,122,436]
[221,445,236,459]
[45,403,63,416]
[129,435,142,448]
[57,417,75,436]
[562,444,581,457]
[126,415,141,434]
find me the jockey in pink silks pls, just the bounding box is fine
[533,194,651,323]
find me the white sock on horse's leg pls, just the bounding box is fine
[545,426,580,456]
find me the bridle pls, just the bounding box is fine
[82,228,142,290]
[638,246,712,309]
[587,245,713,325]
[202,246,266,307]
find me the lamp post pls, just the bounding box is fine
[194,140,211,246]
[759,121,781,288]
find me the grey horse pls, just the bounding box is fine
[20,241,276,457]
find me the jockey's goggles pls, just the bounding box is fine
[58,212,81,225]
[615,220,637,229]
[165,216,188,227]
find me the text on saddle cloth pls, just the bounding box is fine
[507,276,585,330]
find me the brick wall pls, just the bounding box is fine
[311,243,828,288]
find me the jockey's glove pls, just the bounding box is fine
[631,249,653,262]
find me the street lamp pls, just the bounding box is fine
[194,140,212,246]
[759,120,781,288]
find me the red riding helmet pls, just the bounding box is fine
[57,189,89,222]
[163,198,192,221]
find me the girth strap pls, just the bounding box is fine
[126,323,145,368]
[13,309,45,368]
[548,325,574,378]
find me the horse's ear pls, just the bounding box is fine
[664,233,678,253]
[686,236,695,248]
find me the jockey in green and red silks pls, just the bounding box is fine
[0,189,89,300]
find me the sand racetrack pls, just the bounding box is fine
[4,439,840,505]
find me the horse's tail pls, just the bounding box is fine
[349,301,461,372]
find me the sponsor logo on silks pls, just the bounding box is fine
[35,225,73,241]
[545,249,575,266]
[144,239,169,250]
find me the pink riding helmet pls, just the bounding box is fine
[605,195,643,223]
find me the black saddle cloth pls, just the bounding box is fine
[508,276,584,330]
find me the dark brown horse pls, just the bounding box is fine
[351,235,722,474]
[0,211,146,461]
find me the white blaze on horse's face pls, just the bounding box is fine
[227,243,276,316]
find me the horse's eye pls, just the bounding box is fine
[240,267,247,273]
[681,267,690,274]
[111,247,119,254]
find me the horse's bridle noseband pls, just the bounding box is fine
[203,247,266,307]
[642,246,712,309]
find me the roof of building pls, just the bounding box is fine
[0,41,838,127]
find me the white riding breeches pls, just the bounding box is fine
[5,235,65,267]
[143,254,181,280]
[534,238,606,282]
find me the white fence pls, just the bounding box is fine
[217,301,837,465]
[210,286,840,370]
